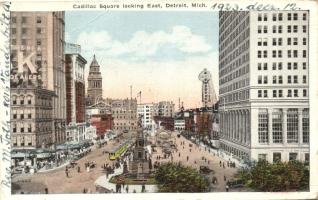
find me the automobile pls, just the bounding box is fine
[228,179,244,188]
[199,166,213,174]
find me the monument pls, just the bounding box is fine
[128,115,150,179]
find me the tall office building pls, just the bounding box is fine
[219,11,309,163]
[86,55,103,106]
[10,12,66,149]
[65,43,87,142]
[153,101,175,117]
[198,68,217,107]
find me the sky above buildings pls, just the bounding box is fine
[66,11,219,108]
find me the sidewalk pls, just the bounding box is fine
[94,164,157,193]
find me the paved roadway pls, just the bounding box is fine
[12,139,121,194]
[12,131,241,194]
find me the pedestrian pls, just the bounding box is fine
[179,152,180,157]
[226,184,229,192]
[224,175,226,181]
[126,185,129,193]
[83,188,87,193]
[133,189,136,193]
[141,184,146,193]
[44,188,48,194]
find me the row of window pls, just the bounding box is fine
[258,152,309,164]
[11,16,42,24]
[258,108,309,144]
[257,37,307,46]
[257,89,308,98]
[11,27,44,35]
[257,12,307,21]
[258,25,307,34]
[257,75,307,84]
[257,50,307,58]
[258,62,307,71]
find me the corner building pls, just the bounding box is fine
[10,12,66,149]
[219,11,309,163]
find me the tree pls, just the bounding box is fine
[236,160,309,192]
[155,162,209,192]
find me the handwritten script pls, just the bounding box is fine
[0,1,11,199]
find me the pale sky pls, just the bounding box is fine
[66,11,219,109]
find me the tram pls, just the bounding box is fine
[108,140,131,160]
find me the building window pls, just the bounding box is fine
[273,76,277,84]
[278,90,283,97]
[287,13,292,20]
[278,62,282,70]
[22,16,27,23]
[258,109,268,143]
[264,26,268,33]
[287,38,291,45]
[12,124,16,133]
[278,26,282,33]
[293,62,298,70]
[303,108,309,143]
[272,50,277,58]
[264,90,268,98]
[278,13,283,20]
[258,25,262,33]
[272,110,283,143]
[263,51,267,58]
[303,62,307,70]
[294,89,298,97]
[257,51,261,58]
[303,26,307,33]
[272,26,277,33]
[303,75,307,84]
[293,75,298,84]
[303,38,307,45]
[293,25,298,33]
[287,50,291,58]
[37,40,41,46]
[303,89,307,97]
[263,76,268,84]
[21,127,24,133]
[12,96,17,105]
[258,63,262,70]
[28,113,31,119]
[305,153,309,166]
[288,62,292,70]
[288,75,292,84]
[293,50,298,58]
[278,50,282,58]
[28,124,32,132]
[258,76,262,84]
[278,76,283,84]
[303,50,307,58]
[272,38,277,46]
[272,63,277,70]
[293,13,298,20]
[11,17,16,23]
[303,13,307,20]
[287,25,291,33]
[278,38,282,45]
[287,89,292,97]
[258,90,262,98]
[289,153,298,161]
[287,108,298,143]
[37,28,42,34]
[264,14,268,21]
[273,152,281,163]
[293,38,298,45]
[263,63,268,70]
[273,90,277,97]
[258,14,262,21]
[20,114,24,119]
[36,16,42,23]
[258,154,267,161]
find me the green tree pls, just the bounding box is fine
[237,160,309,192]
[155,162,209,192]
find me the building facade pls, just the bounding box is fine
[86,55,103,106]
[153,101,175,117]
[65,43,87,143]
[198,68,217,107]
[111,99,138,134]
[219,11,309,163]
[10,12,66,149]
[137,103,154,130]
[90,114,113,139]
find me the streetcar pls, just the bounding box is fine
[108,140,131,160]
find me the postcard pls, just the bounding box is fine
[0,0,317,200]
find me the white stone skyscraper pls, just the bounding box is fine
[219,11,309,163]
